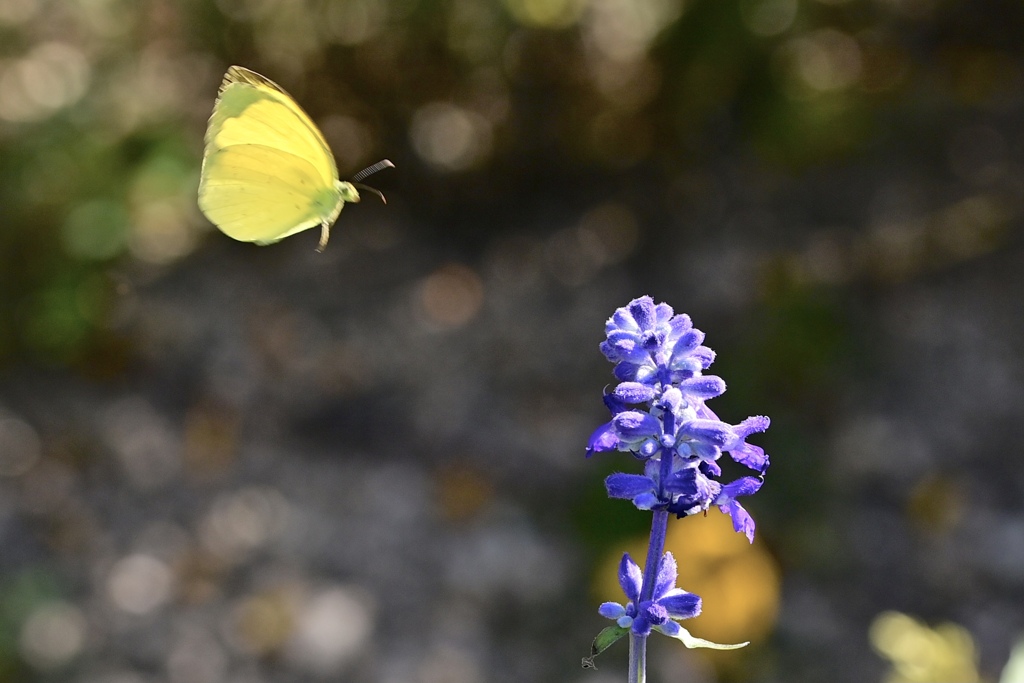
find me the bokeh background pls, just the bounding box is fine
[2,0,1024,681]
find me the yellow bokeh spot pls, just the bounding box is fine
[870,611,980,683]
[906,475,964,533]
[594,510,780,649]
[416,263,485,328]
[502,0,588,29]
[230,590,297,655]
[435,466,494,522]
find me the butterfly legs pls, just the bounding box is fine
[317,222,331,252]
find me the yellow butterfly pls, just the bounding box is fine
[198,66,392,251]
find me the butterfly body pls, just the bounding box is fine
[198,66,370,250]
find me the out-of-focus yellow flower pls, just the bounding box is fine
[870,611,980,683]
[1000,634,1024,683]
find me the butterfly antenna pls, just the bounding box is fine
[351,159,394,182]
[353,182,387,204]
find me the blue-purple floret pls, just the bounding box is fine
[598,552,701,637]
[587,297,770,542]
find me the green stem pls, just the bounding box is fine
[630,509,669,683]
[631,438,674,683]
[628,632,646,683]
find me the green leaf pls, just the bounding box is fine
[582,625,629,669]
[660,626,749,650]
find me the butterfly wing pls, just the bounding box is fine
[198,144,343,244]
[205,66,338,186]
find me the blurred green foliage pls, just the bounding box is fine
[3,0,1017,368]
[0,570,62,680]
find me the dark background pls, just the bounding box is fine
[2,0,1023,681]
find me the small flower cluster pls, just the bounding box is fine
[599,552,700,638]
[587,296,769,542]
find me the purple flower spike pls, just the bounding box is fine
[587,297,771,540]
[588,298,767,667]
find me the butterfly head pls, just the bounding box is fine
[337,181,361,204]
